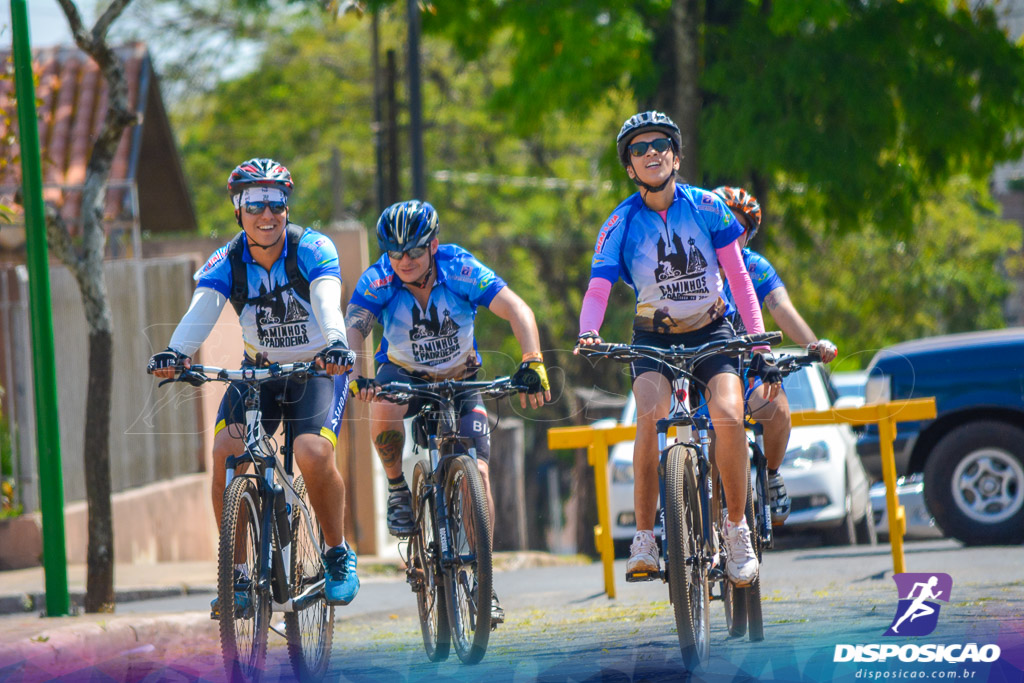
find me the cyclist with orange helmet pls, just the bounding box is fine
[712,186,838,525]
[576,111,781,588]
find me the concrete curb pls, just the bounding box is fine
[0,587,214,617]
[0,612,217,673]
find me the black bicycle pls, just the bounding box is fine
[157,362,335,682]
[720,349,821,643]
[356,375,525,664]
[578,331,781,671]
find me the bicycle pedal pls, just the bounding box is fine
[210,608,219,620]
[625,570,662,583]
[708,567,725,582]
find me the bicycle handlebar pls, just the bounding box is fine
[576,331,783,368]
[349,376,526,406]
[155,361,325,388]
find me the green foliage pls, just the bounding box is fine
[759,177,1020,367]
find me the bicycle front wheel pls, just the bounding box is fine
[742,473,765,642]
[411,459,451,661]
[665,444,710,671]
[284,475,334,680]
[444,454,492,664]
[715,475,747,638]
[219,477,270,682]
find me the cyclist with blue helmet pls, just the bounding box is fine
[346,199,550,626]
[713,185,838,525]
[576,112,781,588]
[147,158,360,607]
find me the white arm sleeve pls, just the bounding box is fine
[310,275,349,346]
[167,287,228,357]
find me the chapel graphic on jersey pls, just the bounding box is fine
[349,244,505,379]
[590,184,743,334]
[194,226,341,364]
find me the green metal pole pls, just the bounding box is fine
[10,0,70,617]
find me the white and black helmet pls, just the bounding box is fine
[616,111,682,167]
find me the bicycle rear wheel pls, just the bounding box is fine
[743,473,765,642]
[665,444,710,671]
[411,459,451,661]
[444,454,492,664]
[715,475,747,638]
[284,475,334,680]
[219,477,270,682]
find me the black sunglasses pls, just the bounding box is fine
[243,201,287,215]
[627,138,673,157]
[388,246,428,260]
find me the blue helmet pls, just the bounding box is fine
[376,200,439,253]
[616,111,682,167]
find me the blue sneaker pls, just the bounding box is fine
[210,568,253,619]
[324,543,359,605]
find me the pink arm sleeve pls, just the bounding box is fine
[579,277,613,336]
[715,240,766,336]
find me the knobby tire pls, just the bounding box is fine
[218,477,269,682]
[444,454,492,664]
[412,459,451,661]
[284,475,334,680]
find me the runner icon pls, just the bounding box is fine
[891,575,943,634]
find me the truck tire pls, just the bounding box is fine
[923,421,1024,546]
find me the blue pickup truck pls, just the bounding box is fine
[856,328,1024,546]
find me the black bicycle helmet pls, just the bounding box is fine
[376,200,440,253]
[227,158,294,198]
[616,111,682,167]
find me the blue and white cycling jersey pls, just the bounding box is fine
[590,184,744,334]
[723,248,785,334]
[349,244,506,379]
[195,225,341,364]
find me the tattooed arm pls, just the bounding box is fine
[345,303,378,350]
[763,287,817,348]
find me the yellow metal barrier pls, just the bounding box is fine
[547,397,936,598]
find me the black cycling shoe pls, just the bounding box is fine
[387,487,415,537]
[768,472,791,525]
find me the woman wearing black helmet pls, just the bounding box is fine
[148,157,360,607]
[576,112,780,588]
[346,199,551,626]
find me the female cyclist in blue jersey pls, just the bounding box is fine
[713,186,838,526]
[575,112,780,587]
[345,199,551,625]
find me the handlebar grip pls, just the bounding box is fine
[805,348,822,363]
[349,376,377,396]
[745,331,783,346]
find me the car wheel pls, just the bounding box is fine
[822,488,856,546]
[854,506,877,546]
[923,421,1024,546]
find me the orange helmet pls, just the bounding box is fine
[713,186,762,240]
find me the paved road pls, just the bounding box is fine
[3,539,1023,682]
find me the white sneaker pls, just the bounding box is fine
[724,519,759,587]
[626,531,660,580]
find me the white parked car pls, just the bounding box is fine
[607,354,875,552]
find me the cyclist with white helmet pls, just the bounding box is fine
[147,158,360,607]
[713,185,839,525]
[346,199,551,626]
[576,112,780,588]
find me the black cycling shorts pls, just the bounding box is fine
[215,372,349,449]
[630,316,740,396]
[376,363,491,462]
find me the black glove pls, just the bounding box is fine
[512,359,550,394]
[748,352,782,385]
[577,331,602,345]
[318,341,356,369]
[147,347,187,374]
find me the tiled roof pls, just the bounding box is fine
[0,42,149,235]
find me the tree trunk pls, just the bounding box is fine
[83,326,114,612]
[650,0,702,183]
